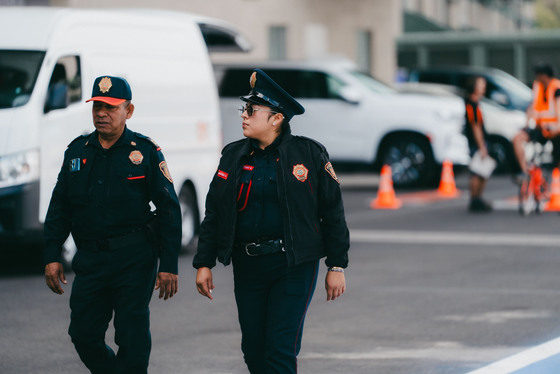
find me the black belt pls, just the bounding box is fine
[77,229,148,252]
[236,238,285,256]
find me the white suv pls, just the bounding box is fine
[214,60,469,187]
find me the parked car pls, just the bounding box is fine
[397,82,526,173]
[214,60,469,187]
[406,66,533,112]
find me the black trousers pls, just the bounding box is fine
[68,241,158,374]
[232,249,319,374]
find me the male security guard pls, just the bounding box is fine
[513,63,560,178]
[44,76,181,374]
[194,69,349,373]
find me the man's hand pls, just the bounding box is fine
[45,262,67,295]
[325,271,346,301]
[155,272,178,300]
[195,267,215,300]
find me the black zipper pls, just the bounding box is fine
[277,155,295,266]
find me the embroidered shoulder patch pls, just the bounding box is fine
[159,161,173,183]
[292,164,309,182]
[325,162,339,183]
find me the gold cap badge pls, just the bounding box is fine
[98,77,112,93]
[250,72,257,89]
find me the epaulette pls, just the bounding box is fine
[67,134,90,147]
[134,132,162,151]
[221,138,247,155]
[292,135,327,152]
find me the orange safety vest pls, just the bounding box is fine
[533,78,560,138]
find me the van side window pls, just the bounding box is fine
[418,72,452,85]
[267,70,335,99]
[44,56,81,113]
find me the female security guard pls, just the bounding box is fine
[193,69,350,373]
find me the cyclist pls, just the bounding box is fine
[465,75,493,212]
[512,63,560,181]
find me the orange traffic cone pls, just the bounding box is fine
[438,160,460,197]
[371,165,402,209]
[545,168,560,211]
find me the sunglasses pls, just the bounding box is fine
[238,104,278,117]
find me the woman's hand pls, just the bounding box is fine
[196,267,215,300]
[325,271,346,301]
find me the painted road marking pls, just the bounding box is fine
[301,342,518,363]
[465,336,560,374]
[351,229,560,247]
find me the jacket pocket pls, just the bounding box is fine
[114,167,148,199]
[68,171,89,203]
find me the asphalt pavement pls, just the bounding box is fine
[2,171,560,374]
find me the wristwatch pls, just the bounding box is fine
[328,266,344,273]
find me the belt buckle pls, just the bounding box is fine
[245,243,259,256]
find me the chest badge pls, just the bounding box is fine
[129,150,143,165]
[292,164,309,182]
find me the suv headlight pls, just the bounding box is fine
[0,149,40,188]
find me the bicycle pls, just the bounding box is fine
[518,140,550,216]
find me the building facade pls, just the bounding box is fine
[13,0,402,83]
[402,0,535,32]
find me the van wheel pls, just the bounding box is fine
[487,136,514,174]
[61,235,77,272]
[179,185,199,251]
[380,135,435,188]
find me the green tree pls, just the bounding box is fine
[535,0,560,29]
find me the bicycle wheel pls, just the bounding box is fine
[533,168,549,214]
[535,179,550,214]
[519,178,536,216]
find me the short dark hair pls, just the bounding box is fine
[465,75,485,95]
[534,63,555,77]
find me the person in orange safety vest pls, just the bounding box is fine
[512,63,560,180]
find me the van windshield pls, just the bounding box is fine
[349,70,396,94]
[0,50,45,109]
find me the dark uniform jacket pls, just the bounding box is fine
[193,132,350,269]
[43,127,182,274]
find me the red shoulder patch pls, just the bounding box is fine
[217,170,229,180]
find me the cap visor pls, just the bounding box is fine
[86,97,126,106]
[240,95,274,107]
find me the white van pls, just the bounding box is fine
[0,7,249,264]
[215,60,470,187]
